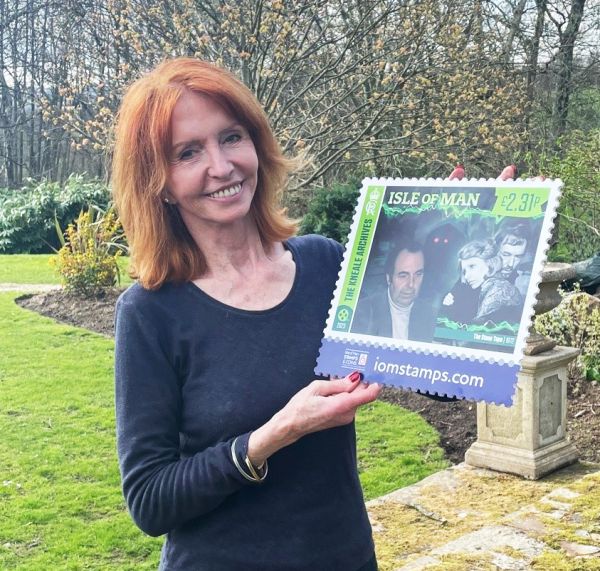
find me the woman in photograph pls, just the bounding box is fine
[439,239,522,326]
[111,57,381,571]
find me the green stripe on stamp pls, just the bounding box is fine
[333,185,385,332]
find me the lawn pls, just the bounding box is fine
[0,255,132,285]
[0,291,448,569]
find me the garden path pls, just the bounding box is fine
[369,461,600,570]
[0,283,60,293]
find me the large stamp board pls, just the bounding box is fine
[315,177,562,405]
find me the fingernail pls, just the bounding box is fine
[349,371,363,382]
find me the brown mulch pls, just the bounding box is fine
[15,289,600,465]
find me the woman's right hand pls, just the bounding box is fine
[247,375,380,467]
[442,292,454,306]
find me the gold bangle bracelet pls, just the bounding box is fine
[231,437,268,482]
[244,455,261,480]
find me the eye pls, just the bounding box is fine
[180,149,195,160]
[223,132,242,145]
[177,146,202,161]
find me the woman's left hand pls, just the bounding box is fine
[247,374,381,467]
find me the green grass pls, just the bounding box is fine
[357,401,448,499]
[0,292,448,568]
[0,292,161,570]
[0,255,60,284]
[0,255,133,285]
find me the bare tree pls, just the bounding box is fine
[548,0,587,138]
[1,0,597,194]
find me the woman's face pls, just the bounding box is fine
[165,90,259,233]
[461,256,488,289]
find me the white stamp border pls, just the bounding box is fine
[321,176,562,368]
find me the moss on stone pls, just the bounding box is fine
[371,464,600,570]
[429,553,497,570]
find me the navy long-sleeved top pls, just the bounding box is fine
[114,235,375,570]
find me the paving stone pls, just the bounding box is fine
[549,487,581,500]
[560,541,600,557]
[395,555,440,570]
[431,525,547,558]
[368,466,461,507]
[575,529,592,539]
[570,512,584,524]
[540,497,572,510]
[371,463,600,571]
[368,513,385,533]
[506,514,548,535]
[491,553,531,570]
[540,496,571,520]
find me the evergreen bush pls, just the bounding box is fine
[0,174,110,253]
[526,129,600,263]
[535,287,600,381]
[299,182,360,244]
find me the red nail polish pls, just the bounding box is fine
[349,371,362,382]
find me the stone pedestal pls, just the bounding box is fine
[524,263,576,356]
[465,346,579,479]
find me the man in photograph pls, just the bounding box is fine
[351,240,435,342]
[495,222,532,297]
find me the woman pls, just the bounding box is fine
[112,57,381,570]
[439,239,522,326]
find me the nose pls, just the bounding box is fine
[206,145,233,179]
[407,274,417,289]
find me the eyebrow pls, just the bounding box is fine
[171,123,245,153]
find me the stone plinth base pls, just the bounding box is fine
[465,346,580,480]
[465,437,579,480]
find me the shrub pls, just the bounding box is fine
[299,181,360,244]
[0,174,110,253]
[535,287,600,381]
[525,129,600,263]
[53,207,124,297]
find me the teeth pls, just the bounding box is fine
[208,184,241,199]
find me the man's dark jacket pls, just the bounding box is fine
[351,290,435,342]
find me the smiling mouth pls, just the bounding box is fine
[206,183,242,199]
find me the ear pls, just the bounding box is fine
[162,190,177,205]
[488,256,501,278]
[386,274,391,287]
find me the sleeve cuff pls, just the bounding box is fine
[231,433,268,484]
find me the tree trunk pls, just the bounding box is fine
[503,0,527,63]
[553,0,586,140]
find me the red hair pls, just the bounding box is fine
[111,58,297,290]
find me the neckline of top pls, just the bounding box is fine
[185,238,300,315]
